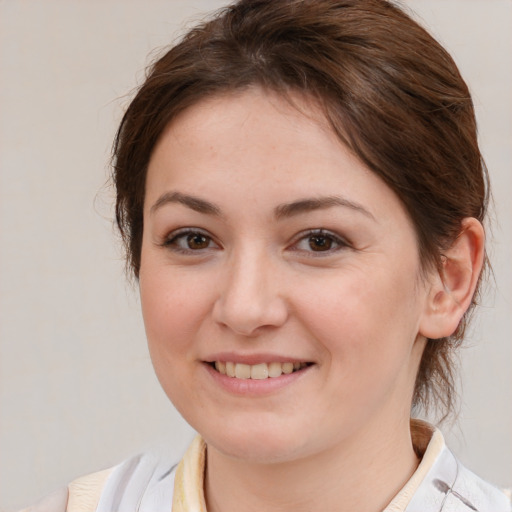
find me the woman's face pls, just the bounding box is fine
[139,88,432,463]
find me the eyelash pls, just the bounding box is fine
[161,228,350,256]
[162,228,219,254]
[289,229,350,256]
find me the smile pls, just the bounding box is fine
[212,361,310,379]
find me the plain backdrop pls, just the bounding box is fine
[0,1,510,510]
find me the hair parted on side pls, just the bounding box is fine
[112,0,489,418]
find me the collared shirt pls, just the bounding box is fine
[23,421,511,512]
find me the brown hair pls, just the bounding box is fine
[112,0,489,417]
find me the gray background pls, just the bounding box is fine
[0,1,510,510]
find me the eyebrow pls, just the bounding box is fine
[274,196,376,221]
[150,191,375,221]
[150,191,222,216]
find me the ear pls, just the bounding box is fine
[419,218,485,340]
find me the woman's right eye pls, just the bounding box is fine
[163,229,218,253]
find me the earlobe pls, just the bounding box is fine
[419,217,485,340]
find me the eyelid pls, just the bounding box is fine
[287,228,351,255]
[160,227,350,256]
[161,227,220,252]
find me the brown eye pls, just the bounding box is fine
[308,235,333,251]
[291,229,348,256]
[186,233,210,250]
[164,229,217,253]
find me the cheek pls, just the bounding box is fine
[139,262,212,362]
[295,264,423,372]
[138,264,213,410]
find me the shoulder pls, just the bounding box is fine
[19,445,184,512]
[68,452,179,511]
[18,467,112,512]
[400,421,511,512]
[94,451,179,511]
[407,443,511,511]
[67,467,113,512]
[452,461,511,512]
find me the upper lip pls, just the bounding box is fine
[203,353,313,365]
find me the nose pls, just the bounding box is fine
[212,248,289,337]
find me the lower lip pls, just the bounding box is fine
[203,363,312,396]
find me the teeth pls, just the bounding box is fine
[225,361,236,377]
[282,362,294,374]
[268,361,283,378]
[215,361,226,374]
[250,363,269,380]
[235,363,251,379]
[213,361,308,379]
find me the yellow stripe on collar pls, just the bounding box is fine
[172,435,207,512]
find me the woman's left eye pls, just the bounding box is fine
[291,230,348,254]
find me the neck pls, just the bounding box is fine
[204,415,419,512]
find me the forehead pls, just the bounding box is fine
[144,87,409,227]
[148,88,354,185]
[152,88,334,166]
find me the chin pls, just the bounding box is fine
[211,437,305,464]
[199,421,314,464]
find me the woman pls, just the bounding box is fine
[23,0,510,510]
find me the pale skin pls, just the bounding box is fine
[139,88,485,512]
